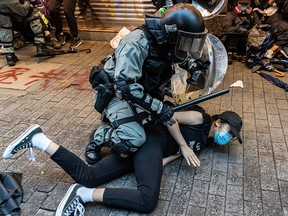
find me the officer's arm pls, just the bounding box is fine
[113,29,149,82]
[113,30,174,124]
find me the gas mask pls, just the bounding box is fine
[234,4,252,15]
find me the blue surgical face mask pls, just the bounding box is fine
[214,128,233,145]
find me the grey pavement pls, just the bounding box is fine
[1,40,288,216]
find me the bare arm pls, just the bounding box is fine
[165,111,202,167]
[162,154,181,166]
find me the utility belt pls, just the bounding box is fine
[91,67,150,127]
[110,110,149,129]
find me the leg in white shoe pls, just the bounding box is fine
[55,184,85,216]
[2,125,41,158]
[2,124,53,159]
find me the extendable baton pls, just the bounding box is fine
[172,89,230,112]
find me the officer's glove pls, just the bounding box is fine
[115,80,130,100]
[156,103,175,126]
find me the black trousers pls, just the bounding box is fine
[48,0,78,37]
[50,125,179,213]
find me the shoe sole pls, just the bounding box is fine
[70,41,82,49]
[55,184,78,216]
[2,124,40,159]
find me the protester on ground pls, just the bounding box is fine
[0,0,56,66]
[2,106,243,215]
[48,0,82,48]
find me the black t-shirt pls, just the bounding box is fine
[179,111,212,153]
[160,105,212,157]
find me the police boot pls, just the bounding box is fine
[5,53,18,66]
[36,43,57,56]
[85,131,102,165]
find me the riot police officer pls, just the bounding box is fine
[85,3,209,165]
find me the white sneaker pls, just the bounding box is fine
[264,49,274,59]
[55,184,85,216]
[2,125,42,159]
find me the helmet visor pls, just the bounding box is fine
[175,28,208,60]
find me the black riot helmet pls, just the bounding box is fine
[161,3,208,61]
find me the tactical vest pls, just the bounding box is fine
[136,24,174,100]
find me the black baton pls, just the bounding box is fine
[172,89,230,112]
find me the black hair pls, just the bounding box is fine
[212,116,234,136]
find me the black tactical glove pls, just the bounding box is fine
[156,103,175,126]
[115,80,130,100]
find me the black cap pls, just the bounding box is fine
[213,111,243,144]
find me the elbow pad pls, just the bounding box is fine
[115,80,162,114]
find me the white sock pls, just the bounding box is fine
[31,133,52,151]
[77,186,94,203]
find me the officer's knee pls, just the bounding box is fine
[133,134,146,147]
[110,141,140,157]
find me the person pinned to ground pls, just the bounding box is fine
[2,105,243,215]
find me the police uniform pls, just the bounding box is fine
[86,4,208,164]
[92,28,174,157]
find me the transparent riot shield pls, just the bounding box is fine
[192,0,228,20]
[171,33,228,104]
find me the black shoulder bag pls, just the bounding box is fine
[0,172,23,215]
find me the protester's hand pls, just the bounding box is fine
[180,145,200,167]
[156,103,175,126]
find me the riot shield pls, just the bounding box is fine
[171,33,228,104]
[192,0,228,20]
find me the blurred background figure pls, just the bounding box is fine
[220,0,260,63]
[0,0,56,66]
[254,0,288,58]
[48,0,82,49]
[10,0,61,50]
[30,0,61,49]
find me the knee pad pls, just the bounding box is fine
[109,141,139,157]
